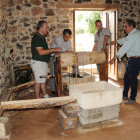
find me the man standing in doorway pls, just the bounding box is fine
[30,21,62,98]
[49,29,83,95]
[92,20,111,77]
[109,19,140,104]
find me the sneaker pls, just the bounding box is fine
[51,91,55,96]
[43,94,52,98]
[124,98,136,104]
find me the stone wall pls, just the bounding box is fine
[6,0,140,66]
[0,0,9,94]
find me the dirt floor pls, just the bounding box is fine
[2,79,140,140]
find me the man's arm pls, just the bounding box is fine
[36,47,62,55]
[92,42,98,51]
[110,40,117,46]
[103,36,109,49]
[65,50,75,54]
[108,55,119,65]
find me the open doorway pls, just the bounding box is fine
[74,10,101,77]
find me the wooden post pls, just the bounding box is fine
[55,54,63,97]
[100,48,108,81]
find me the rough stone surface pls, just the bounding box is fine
[69,81,123,109]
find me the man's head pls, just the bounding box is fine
[62,29,72,42]
[37,21,49,36]
[95,20,102,31]
[124,19,136,34]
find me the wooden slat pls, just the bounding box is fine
[57,3,122,9]
[55,55,63,97]
[1,96,76,110]
[7,81,35,93]
[100,48,108,81]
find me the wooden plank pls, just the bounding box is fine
[57,3,122,9]
[55,55,63,97]
[40,75,54,78]
[1,96,76,110]
[7,81,35,93]
[57,110,79,129]
[100,48,108,81]
[0,107,4,117]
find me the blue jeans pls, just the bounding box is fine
[123,58,140,100]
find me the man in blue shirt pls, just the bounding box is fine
[108,19,140,104]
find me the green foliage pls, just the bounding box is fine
[75,28,85,34]
[76,13,83,22]
[85,12,101,34]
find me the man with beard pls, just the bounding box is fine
[30,21,62,98]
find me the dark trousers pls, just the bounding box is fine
[123,58,140,100]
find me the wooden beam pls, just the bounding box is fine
[100,48,108,81]
[57,3,122,9]
[7,81,35,93]
[55,55,63,97]
[1,96,76,110]
[61,51,106,67]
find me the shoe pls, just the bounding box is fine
[43,94,53,98]
[124,98,136,104]
[72,73,83,78]
[123,96,128,99]
[51,91,55,96]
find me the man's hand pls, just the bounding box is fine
[55,47,62,52]
[108,59,115,65]
[110,40,117,46]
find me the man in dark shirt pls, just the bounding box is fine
[30,21,62,98]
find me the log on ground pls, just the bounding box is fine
[1,96,76,110]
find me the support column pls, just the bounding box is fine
[100,48,108,81]
[55,54,63,97]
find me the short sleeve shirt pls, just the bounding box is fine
[94,28,111,51]
[31,32,50,62]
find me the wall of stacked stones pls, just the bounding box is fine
[7,0,140,66]
[0,0,9,94]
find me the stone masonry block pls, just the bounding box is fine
[79,112,102,120]
[102,113,119,121]
[69,81,123,109]
[61,103,79,117]
[79,116,102,125]
[103,104,120,116]
[79,106,103,115]
[0,117,10,137]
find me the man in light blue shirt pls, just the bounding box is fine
[108,19,140,104]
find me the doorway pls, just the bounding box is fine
[73,8,118,80]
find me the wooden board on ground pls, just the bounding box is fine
[1,96,76,110]
[57,110,79,129]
